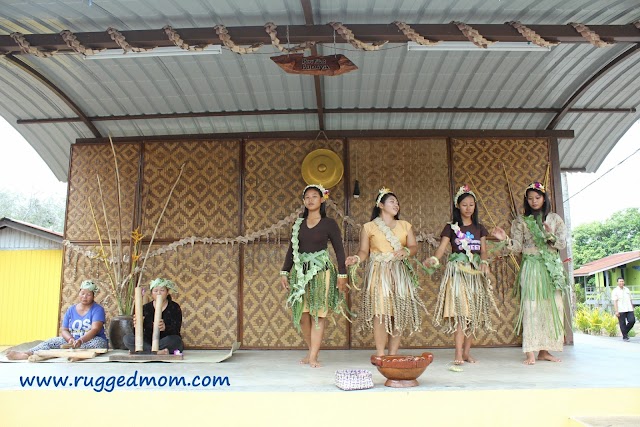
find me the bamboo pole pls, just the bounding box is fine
[151,293,164,352]
[134,287,143,352]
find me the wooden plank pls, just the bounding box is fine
[109,352,184,361]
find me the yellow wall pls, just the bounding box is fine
[0,250,62,345]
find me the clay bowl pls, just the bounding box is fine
[370,352,434,388]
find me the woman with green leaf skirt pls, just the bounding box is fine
[345,188,427,357]
[280,184,348,368]
[493,182,568,365]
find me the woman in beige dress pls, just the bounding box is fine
[346,187,426,356]
[493,182,568,365]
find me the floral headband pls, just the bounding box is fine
[80,279,99,294]
[525,181,546,196]
[150,278,179,293]
[454,185,477,208]
[375,187,392,206]
[303,184,329,201]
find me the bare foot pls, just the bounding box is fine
[299,354,310,364]
[453,359,464,366]
[537,351,561,362]
[523,351,536,365]
[309,359,321,368]
[156,349,169,355]
[463,354,477,363]
[6,351,31,360]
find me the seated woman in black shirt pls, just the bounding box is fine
[124,278,184,354]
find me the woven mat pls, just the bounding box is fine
[0,341,241,363]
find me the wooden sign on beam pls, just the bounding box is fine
[271,54,357,76]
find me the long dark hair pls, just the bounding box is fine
[523,188,550,220]
[452,193,479,226]
[370,192,400,221]
[302,187,327,218]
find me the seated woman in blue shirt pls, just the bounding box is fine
[7,280,108,360]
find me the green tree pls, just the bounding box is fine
[0,190,65,232]
[573,208,640,267]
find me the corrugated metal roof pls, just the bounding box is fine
[0,217,63,249]
[574,250,640,276]
[1,0,639,179]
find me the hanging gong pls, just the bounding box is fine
[301,149,344,189]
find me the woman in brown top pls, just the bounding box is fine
[280,184,348,368]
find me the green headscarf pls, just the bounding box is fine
[149,278,179,293]
[80,279,99,294]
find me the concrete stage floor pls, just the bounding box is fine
[1,333,639,426]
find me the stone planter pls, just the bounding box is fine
[108,315,134,350]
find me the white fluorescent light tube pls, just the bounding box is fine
[85,45,222,60]
[407,41,551,52]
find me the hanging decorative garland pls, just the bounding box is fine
[60,30,105,56]
[264,22,315,53]
[328,22,388,51]
[163,25,210,51]
[569,22,612,47]
[451,21,495,48]
[214,24,263,54]
[507,21,559,48]
[10,32,56,58]
[107,27,153,53]
[394,21,440,46]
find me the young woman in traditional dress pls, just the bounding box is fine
[425,185,498,365]
[6,280,108,360]
[280,184,348,368]
[492,182,567,365]
[345,188,426,356]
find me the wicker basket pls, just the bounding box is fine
[334,369,374,391]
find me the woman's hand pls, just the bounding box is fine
[157,319,166,332]
[480,262,489,275]
[345,256,359,267]
[392,249,408,260]
[423,256,438,268]
[491,226,507,241]
[280,275,289,291]
[543,222,552,233]
[337,277,348,293]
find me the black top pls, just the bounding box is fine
[440,223,488,255]
[282,217,347,274]
[142,297,182,342]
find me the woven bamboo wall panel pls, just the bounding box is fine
[140,244,238,348]
[243,139,345,234]
[61,243,238,348]
[347,138,451,236]
[242,243,349,349]
[450,138,551,346]
[65,144,140,241]
[141,140,240,239]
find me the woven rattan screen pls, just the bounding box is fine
[62,137,552,349]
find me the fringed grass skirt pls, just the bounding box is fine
[433,257,498,336]
[517,253,564,353]
[360,258,426,336]
[289,261,347,330]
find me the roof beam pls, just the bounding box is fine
[2,24,640,54]
[301,0,325,130]
[16,107,635,125]
[75,128,574,145]
[3,54,101,137]
[547,44,640,130]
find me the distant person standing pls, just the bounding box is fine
[611,277,635,341]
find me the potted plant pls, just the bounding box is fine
[88,137,183,348]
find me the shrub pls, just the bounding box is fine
[635,306,640,320]
[573,305,620,336]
